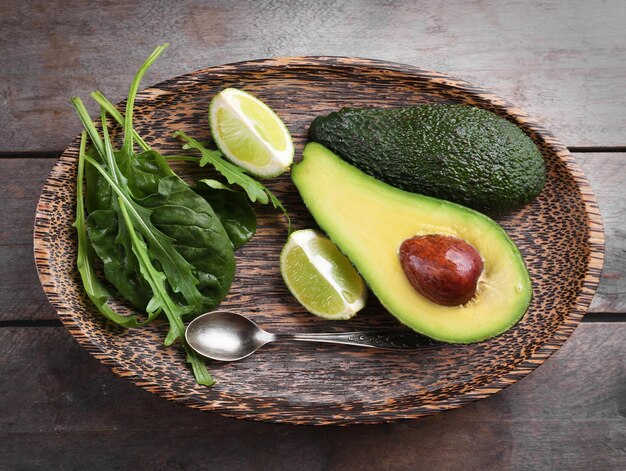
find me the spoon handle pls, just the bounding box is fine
[274,330,441,350]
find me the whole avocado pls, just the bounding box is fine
[309,104,546,213]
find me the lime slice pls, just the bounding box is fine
[280,229,367,320]
[209,88,294,178]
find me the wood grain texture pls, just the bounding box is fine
[1,324,624,470]
[0,158,58,321]
[2,154,623,322]
[33,58,603,424]
[0,0,622,467]
[1,0,625,150]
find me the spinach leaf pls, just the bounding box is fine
[87,209,153,310]
[74,132,148,328]
[88,91,259,248]
[194,179,256,249]
[71,44,235,386]
[117,194,214,386]
[140,175,236,316]
[121,149,175,198]
[84,138,216,386]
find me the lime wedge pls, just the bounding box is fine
[209,88,294,178]
[280,229,367,320]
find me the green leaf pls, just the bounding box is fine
[141,176,236,316]
[71,44,233,387]
[87,209,153,310]
[181,140,211,150]
[118,187,213,384]
[174,130,268,203]
[84,154,205,315]
[117,197,187,345]
[186,347,215,386]
[84,145,112,213]
[174,131,291,232]
[122,43,169,155]
[122,149,176,198]
[70,98,106,158]
[74,132,146,328]
[90,90,151,152]
[195,179,256,249]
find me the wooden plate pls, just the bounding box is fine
[34,57,604,425]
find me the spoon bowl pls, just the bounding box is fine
[186,311,275,361]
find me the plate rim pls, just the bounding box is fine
[33,56,605,425]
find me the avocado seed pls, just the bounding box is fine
[399,234,484,306]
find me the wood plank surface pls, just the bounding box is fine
[2,153,622,321]
[1,0,625,150]
[0,159,56,321]
[0,323,624,470]
[1,0,623,468]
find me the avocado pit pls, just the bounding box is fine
[399,235,484,306]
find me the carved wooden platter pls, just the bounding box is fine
[34,57,604,425]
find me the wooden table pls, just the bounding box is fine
[2,1,625,469]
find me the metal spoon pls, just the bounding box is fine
[185,310,440,361]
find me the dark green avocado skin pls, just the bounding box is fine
[309,104,546,213]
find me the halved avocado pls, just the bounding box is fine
[291,143,532,343]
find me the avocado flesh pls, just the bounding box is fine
[292,143,532,343]
[309,104,546,213]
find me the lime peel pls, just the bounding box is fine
[280,229,367,320]
[209,88,294,178]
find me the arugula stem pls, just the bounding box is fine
[122,43,169,156]
[118,199,214,385]
[74,132,145,328]
[91,91,151,152]
[100,108,124,186]
[70,97,105,158]
[117,199,185,339]
[84,155,204,312]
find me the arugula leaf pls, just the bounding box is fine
[87,209,153,310]
[84,132,221,386]
[174,131,268,203]
[74,132,146,328]
[85,151,196,311]
[100,108,208,314]
[121,43,169,155]
[87,91,260,246]
[117,198,214,386]
[71,44,238,387]
[116,198,186,341]
[181,140,211,150]
[141,175,236,315]
[174,130,291,232]
[186,348,215,387]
